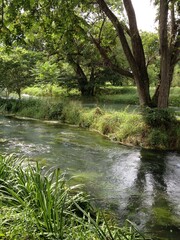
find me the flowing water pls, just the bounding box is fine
[0,115,180,239]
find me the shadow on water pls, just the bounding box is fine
[121,149,180,239]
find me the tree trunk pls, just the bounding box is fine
[90,34,133,78]
[152,1,180,108]
[67,55,95,96]
[158,0,170,108]
[16,88,21,100]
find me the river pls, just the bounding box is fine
[0,115,180,239]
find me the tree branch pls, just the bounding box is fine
[90,33,133,78]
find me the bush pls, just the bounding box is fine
[142,108,176,129]
[147,129,168,148]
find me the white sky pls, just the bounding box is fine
[131,0,157,32]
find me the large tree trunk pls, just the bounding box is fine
[123,0,152,106]
[158,0,170,108]
[157,0,180,108]
[67,55,95,96]
[96,0,152,106]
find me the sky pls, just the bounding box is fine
[131,0,157,32]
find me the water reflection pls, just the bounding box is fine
[116,149,180,238]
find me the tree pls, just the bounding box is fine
[0,47,39,98]
[96,0,180,108]
[141,32,159,85]
[0,0,133,96]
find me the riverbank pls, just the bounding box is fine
[0,97,179,151]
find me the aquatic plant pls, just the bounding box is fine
[0,154,148,239]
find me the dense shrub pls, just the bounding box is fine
[142,108,176,129]
[147,129,168,148]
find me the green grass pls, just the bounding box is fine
[97,86,139,105]
[80,108,144,144]
[0,98,65,120]
[98,86,180,107]
[23,84,80,97]
[0,154,147,240]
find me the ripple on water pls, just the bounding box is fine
[3,139,51,156]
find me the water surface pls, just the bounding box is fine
[0,115,180,239]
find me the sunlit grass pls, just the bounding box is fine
[23,84,80,97]
[80,107,145,146]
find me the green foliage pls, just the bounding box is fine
[147,129,168,148]
[0,47,41,98]
[97,86,139,105]
[1,0,179,106]
[0,96,179,150]
[93,112,119,135]
[32,60,60,86]
[61,101,83,124]
[0,98,64,120]
[142,108,176,129]
[142,107,180,149]
[169,86,180,106]
[0,154,147,240]
[80,108,144,145]
[115,113,144,142]
[23,85,67,97]
[172,64,180,87]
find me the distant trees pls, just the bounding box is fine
[0,47,40,98]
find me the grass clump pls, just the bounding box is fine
[80,108,145,145]
[0,154,147,240]
[0,98,64,120]
[142,108,180,150]
[61,101,83,125]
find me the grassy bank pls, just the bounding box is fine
[0,97,179,150]
[0,154,147,239]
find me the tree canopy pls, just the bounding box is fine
[0,0,179,107]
